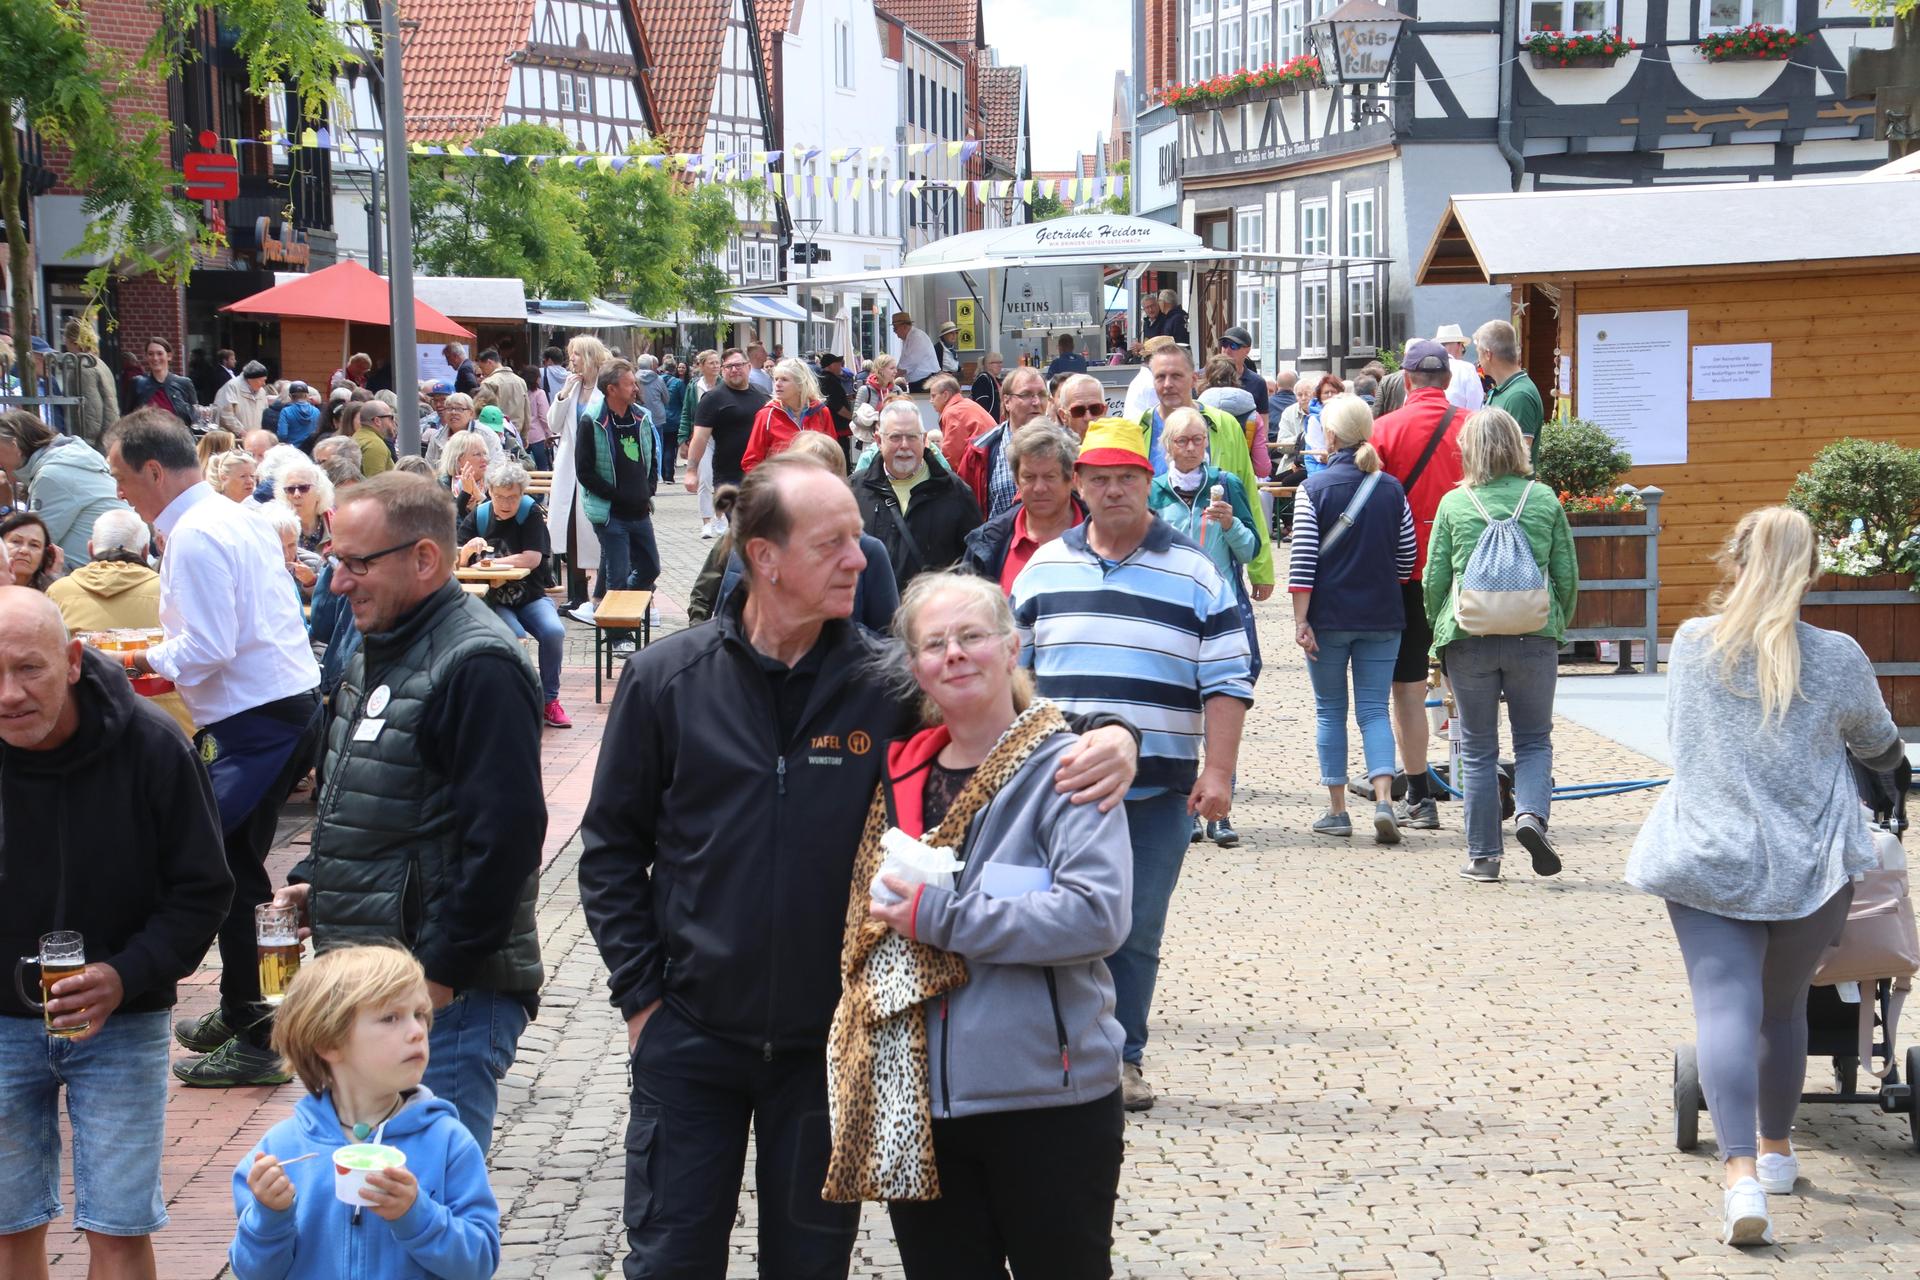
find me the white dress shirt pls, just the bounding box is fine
[891,326,940,383]
[147,482,319,725]
[1446,357,1487,413]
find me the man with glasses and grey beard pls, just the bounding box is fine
[854,400,981,588]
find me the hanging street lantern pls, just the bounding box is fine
[1307,0,1411,123]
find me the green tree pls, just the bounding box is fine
[409,123,599,300]
[0,0,349,359]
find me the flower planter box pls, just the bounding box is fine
[1564,487,1663,672]
[1801,572,1920,732]
[1702,50,1793,62]
[1171,79,1314,115]
[1530,52,1624,68]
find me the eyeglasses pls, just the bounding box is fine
[325,540,418,577]
[722,361,749,371]
[880,432,924,445]
[283,484,313,496]
[913,628,1004,659]
[1064,403,1102,418]
[1219,340,1246,351]
[1007,388,1046,401]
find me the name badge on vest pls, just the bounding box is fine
[352,717,386,743]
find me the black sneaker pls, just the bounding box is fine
[1208,818,1240,848]
[172,1037,292,1088]
[1515,815,1562,877]
[1405,799,1440,830]
[1190,815,1205,844]
[174,1007,243,1054]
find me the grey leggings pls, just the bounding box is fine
[1668,884,1854,1161]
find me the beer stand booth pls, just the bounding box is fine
[1417,169,1920,698]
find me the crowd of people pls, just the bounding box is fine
[0,301,1902,1279]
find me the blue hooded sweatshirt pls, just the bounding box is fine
[229,1086,499,1280]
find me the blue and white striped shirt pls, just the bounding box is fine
[1010,520,1254,798]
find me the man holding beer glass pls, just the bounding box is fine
[0,587,230,1279]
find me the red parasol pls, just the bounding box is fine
[220,260,474,339]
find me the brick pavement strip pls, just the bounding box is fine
[44,487,1919,1278]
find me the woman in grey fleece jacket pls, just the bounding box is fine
[1626,507,1904,1248]
[868,572,1131,1279]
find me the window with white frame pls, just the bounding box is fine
[1347,276,1378,352]
[1236,205,1265,253]
[1277,0,1304,62]
[727,237,741,273]
[834,20,853,89]
[556,73,572,111]
[1527,0,1614,32]
[1300,199,1329,258]
[575,76,592,115]
[1221,18,1242,69]
[1236,282,1265,352]
[1300,280,1329,354]
[761,243,777,278]
[1249,10,1272,66]
[1309,0,1334,18]
[1704,0,1784,29]
[1191,0,1213,14]
[1344,190,1376,259]
[1190,25,1215,80]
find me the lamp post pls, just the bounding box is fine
[1307,0,1411,126]
[380,0,421,457]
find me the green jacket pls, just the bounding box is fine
[1133,404,1273,586]
[1422,474,1578,656]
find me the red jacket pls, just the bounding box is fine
[1371,385,1465,577]
[938,395,998,471]
[740,399,838,473]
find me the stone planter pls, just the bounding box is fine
[1801,572,1920,731]
[1530,51,1624,68]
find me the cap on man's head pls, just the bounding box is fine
[288,381,311,397]
[817,352,842,367]
[1402,339,1450,372]
[242,360,268,379]
[1077,418,1153,473]
[1220,325,1253,349]
[428,380,454,396]
[29,337,54,355]
[477,405,506,430]
[1432,323,1468,345]
[329,386,354,404]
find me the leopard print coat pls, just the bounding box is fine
[822,698,1071,1203]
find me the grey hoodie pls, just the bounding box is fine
[906,730,1132,1118]
[636,369,669,430]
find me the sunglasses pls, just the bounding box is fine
[1065,404,1102,418]
[283,484,313,496]
[1219,340,1246,351]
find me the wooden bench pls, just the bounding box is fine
[593,589,653,702]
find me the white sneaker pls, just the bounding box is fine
[1721,1176,1772,1246]
[699,521,717,540]
[567,601,596,625]
[1755,1149,1798,1194]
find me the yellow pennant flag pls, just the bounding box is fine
[596,155,614,174]
[945,141,965,160]
[411,142,430,155]
[300,128,320,148]
[852,177,866,197]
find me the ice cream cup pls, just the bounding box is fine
[332,1143,406,1205]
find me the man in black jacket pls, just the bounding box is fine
[580,452,1137,1280]
[0,588,229,1278]
[275,474,546,1149]
[853,400,982,589]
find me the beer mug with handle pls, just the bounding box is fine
[14,931,88,1038]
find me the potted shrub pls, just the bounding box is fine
[1535,418,1648,631]
[1788,438,1920,730]
[1525,29,1637,68]
[1699,24,1809,61]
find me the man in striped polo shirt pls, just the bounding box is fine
[1010,417,1254,1113]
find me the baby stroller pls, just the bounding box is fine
[1673,758,1920,1152]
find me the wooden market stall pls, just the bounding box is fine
[1417,171,1920,637]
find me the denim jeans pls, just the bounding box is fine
[1107,791,1193,1065]
[1444,634,1558,860]
[423,990,529,1153]
[527,439,553,472]
[0,1010,170,1235]
[491,596,566,702]
[592,513,661,599]
[1304,629,1400,786]
[655,423,676,482]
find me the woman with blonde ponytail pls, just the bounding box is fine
[1287,393,1419,843]
[1627,504,1904,1248]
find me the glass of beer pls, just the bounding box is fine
[13,931,88,1037]
[256,903,302,1006]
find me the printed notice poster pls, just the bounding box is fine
[1691,343,1772,401]
[1576,310,1689,466]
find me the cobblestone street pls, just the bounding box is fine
[54,486,1920,1279]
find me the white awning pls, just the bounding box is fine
[730,295,809,323]
[526,298,675,328]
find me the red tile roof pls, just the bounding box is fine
[977,64,1021,174]
[633,0,733,150]
[876,0,979,48]
[401,0,537,143]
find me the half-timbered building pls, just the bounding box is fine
[1167,0,1893,376]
